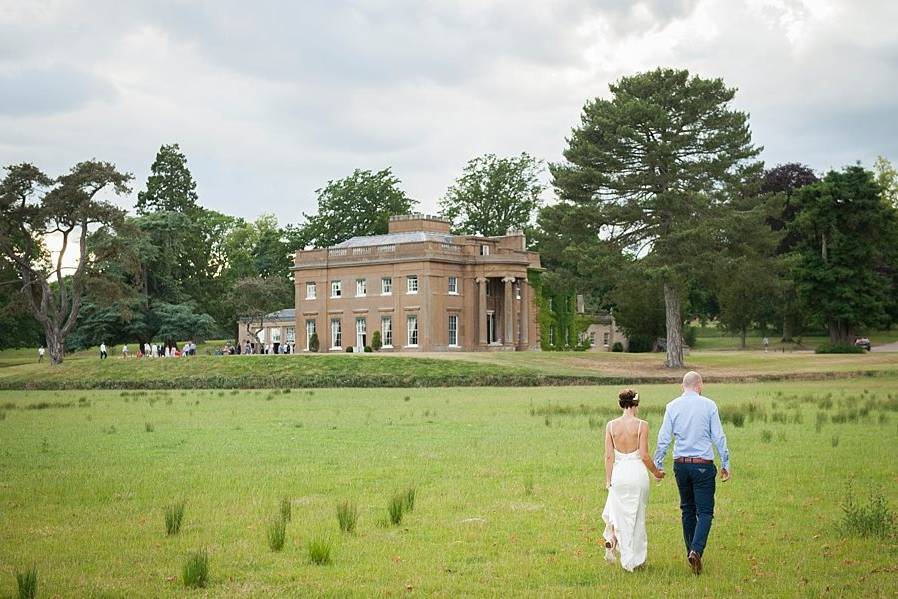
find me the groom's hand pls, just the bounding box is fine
[654,469,665,481]
[720,468,731,482]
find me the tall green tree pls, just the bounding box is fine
[550,68,761,367]
[228,276,293,344]
[292,168,416,248]
[439,153,544,237]
[714,196,782,347]
[0,161,133,363]
[790,165,897,343]
[136,143,199,214]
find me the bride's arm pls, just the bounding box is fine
[639,422,664,479]
[604,423,614,489]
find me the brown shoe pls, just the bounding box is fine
[688,550,702,575]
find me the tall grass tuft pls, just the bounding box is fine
[841,483,895,538]
[524,476,534,496]
[16,566,37,599]
[145,422,155,433]
[831,434,840,447]
[337,499,358,533]
[388,493,405,525]
[761,430,772,443]
[280,497,292,522]
[165,501,186,535]
[403,486,416,512]
[267,516,287,551]
[307,536,333,565]
[182,549,209,588]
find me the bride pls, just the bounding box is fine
[602,389,664,571]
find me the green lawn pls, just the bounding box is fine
[690,326,898,351]
[1,379,896,597]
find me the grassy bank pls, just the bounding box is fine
[1,379,896,596]
[1,349,897,389]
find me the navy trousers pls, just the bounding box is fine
[673,462,716,556]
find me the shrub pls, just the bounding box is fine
[345,346,353,353]
[145,422,155,433]
[388,493,405,525]
[371,330,382,351]
[611,342,624,352]
[267,516,287,551]
[816,342,865,354]
[16,567,37,599]
[183,549,209,588]
[165,501,186,535]
[280,497,291,522]
[307,537,332,565]
[336,499,358,533]
[627,334,654,353]
[841,483,895,538]
[308,332,320,352]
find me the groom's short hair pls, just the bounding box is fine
[682,371,703,390]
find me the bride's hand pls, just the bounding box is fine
[654,469,665,481]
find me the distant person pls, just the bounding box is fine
[763,336,769,352]
[38,346,45,363]
[121,344,129,358]
[99,342,108,359]
[602,389,665,571]
[654,371,731,575]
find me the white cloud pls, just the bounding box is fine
[0,0,896,224]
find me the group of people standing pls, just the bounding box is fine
[94,341,198,359]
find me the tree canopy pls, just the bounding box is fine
[439,153,544,237]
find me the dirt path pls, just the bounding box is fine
[871,342,898,352]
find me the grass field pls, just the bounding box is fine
[1,378,896,597]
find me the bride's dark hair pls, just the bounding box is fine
[619,389,639,409]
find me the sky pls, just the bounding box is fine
[1,0,897,226]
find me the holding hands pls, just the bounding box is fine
[720,467,731,482]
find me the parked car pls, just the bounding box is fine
[854,337,872,351]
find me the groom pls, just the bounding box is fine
[654,371,731,575]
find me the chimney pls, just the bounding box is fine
[388,214,452,234]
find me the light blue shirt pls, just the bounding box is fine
[653,391,730,470]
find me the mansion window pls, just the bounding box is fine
[306,282,316,300]
[406,315,418,347]
[603,332,611,347]
[480,244,490,256]
[381,277,392,295]
[448,314,458,347]
[589,332,597,347]
[331,280,342,298]
[305,319,316,349]
[356,278,367,297]
[331,318,342,349]
[286,326,295,343]
[381,315,393,347]
[448,276,458,295]
[515,282,521,299]
[406,275,418,294]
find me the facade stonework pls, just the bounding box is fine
[291,215,543,352]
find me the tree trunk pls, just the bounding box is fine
[781,314,793,343]
[45,326,65,365]
[828,320,852,344]
[740,327,747,349]
[663,283,685,368]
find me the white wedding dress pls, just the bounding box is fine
[602,423,650,571]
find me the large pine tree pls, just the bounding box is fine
[550,68,761,367]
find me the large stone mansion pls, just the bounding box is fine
[284,214,543,352]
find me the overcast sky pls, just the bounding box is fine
[1,0,896,225]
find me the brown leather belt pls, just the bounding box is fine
[675,457,714,464]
